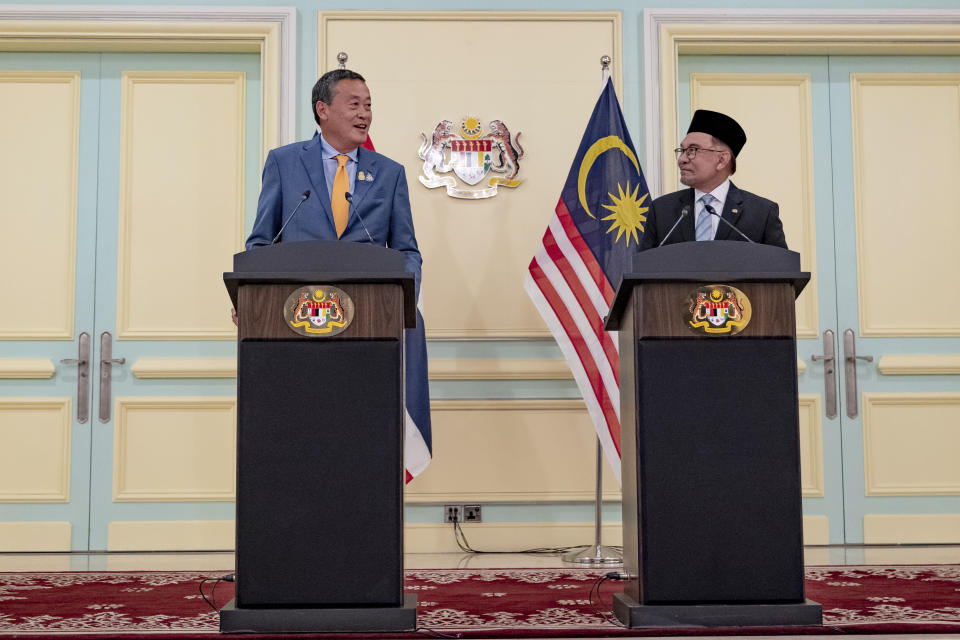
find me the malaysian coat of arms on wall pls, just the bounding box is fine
[418,116,524,199]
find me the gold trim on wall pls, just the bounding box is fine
[878,354,960,375]
[0,358,56,379]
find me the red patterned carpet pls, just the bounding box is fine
[1,566,959,638]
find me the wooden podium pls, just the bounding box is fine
[221,240,417,633]
[605,241,822,628]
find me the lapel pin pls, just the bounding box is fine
[731,208,738,214]
[358,171,365,181]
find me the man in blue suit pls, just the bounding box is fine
[245,69,421,288]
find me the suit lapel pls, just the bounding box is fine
[299,134,335,231]
[716,182,744,241]
[349,148,377,218]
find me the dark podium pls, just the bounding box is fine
[605,241,822,628]
[221,240,417,633]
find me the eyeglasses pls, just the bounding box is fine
[674,146,726,160]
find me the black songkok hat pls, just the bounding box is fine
[687,109,747,157]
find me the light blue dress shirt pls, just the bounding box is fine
[318,131,358,201]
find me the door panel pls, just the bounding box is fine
[678,55,844,543]
[0,53,101,551]
[828,56,960,544]
[88,53,259,550]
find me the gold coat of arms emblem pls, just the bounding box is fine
[418,116,523,199]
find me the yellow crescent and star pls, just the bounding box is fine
[577,135,649,246]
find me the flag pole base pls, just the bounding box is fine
[562,544,622,564]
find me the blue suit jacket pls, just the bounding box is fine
[246,133,422,289]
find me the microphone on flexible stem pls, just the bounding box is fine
[657,207,689,247]
[344,192,375,244]
[705,208,754,243]
[270,190,311,244]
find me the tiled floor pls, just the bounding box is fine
[2,544,960,572]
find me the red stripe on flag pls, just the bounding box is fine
[554,199,617,305]
[541,228,620,384]
[529,258,621,454]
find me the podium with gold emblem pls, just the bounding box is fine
[221,240,417,633]
[604,240,822,628]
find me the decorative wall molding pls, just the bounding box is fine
[108,520,233,551]
[131,357,237,379]
[644,9,960,196]
[0,522,71,552]
[0,5,297,153]
[0,358,56,378]
[0,397,71,503]
[864,513,960,544]
[429,359,573,380]
[878,354,960,375]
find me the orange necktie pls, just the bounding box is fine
[331,154,349,237]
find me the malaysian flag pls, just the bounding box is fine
[365,134,432,482]
[524,78,649,481]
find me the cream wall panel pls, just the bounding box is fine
[0,398,70,502]
[802,515,829,546]
[798,394,824,498]
[130,357,237,379]
[0,72,78,340]
[0,522,71,552]
[407,400,620,503]
[117,72,245,340]
[878,354,960,375]
[690,74,817,338]
[405,521,623,554]
[320,12,620,337]
[113,397,236,501]
[852,74,960,336]
[863,393,960,496]
[108,520,234,551]
[864,514,960,544]
[0,358,56,379]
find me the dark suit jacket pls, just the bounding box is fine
[639,182,787,251]
[246,133,422,289]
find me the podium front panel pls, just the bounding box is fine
[236,339,404,607]
[622,337,805,604]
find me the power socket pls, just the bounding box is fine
[463,504,482,523]
[443,504,463,523]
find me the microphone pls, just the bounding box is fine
[657,207,689,247]
[705,208,754,243]
[344,192,375,244]
[270,190,311,244]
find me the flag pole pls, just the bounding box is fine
[561,55,624,566]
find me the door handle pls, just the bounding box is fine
[810,329,837,419]
[60,331,90,423]
[98,331,125,423]
[843,328,873,419]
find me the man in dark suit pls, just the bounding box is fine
[639,109,787,251]
[245,68,421,288]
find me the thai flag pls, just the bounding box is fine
[364,134,432,482]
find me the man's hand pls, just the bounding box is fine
[231,308,238,327]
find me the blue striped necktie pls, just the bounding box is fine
[696,194,716,241]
